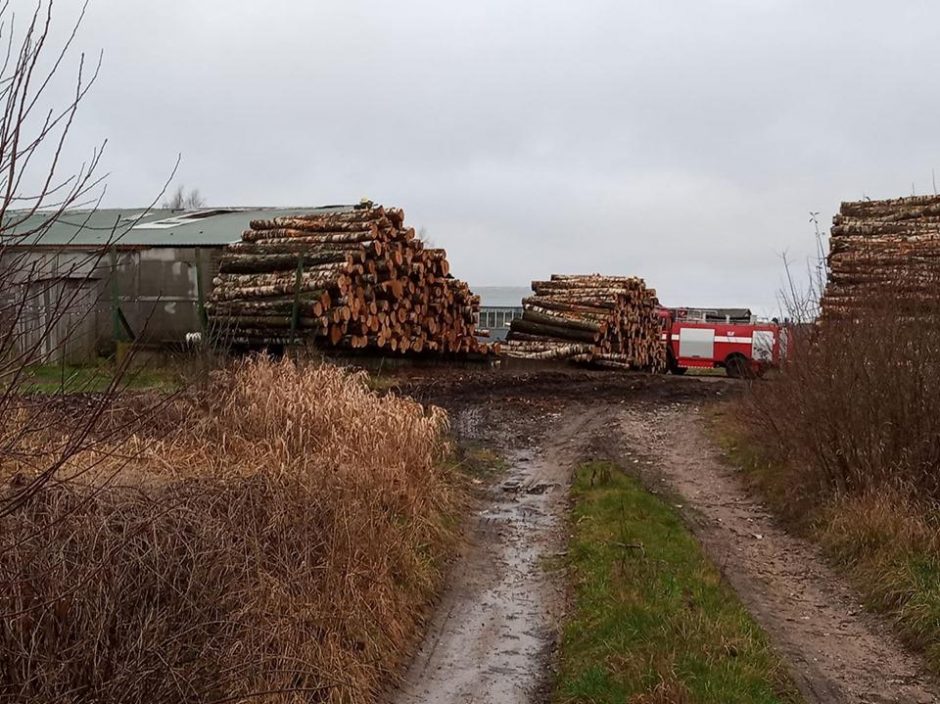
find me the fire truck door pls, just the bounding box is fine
[752,330,774,362]
[678,327,714,359]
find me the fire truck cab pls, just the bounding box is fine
[659,309,786,378]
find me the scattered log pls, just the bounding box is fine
[510,319,600,343]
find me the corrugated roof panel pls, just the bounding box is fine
[1,205,358,247]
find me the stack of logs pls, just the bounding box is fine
[206,203,493,355]
[823,194,940,319]
[505,274,666,371]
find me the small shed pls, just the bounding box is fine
[1,206,332,361]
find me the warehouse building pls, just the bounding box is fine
[476,286,526,341]
[1,206,335,362]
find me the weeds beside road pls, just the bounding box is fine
[1,358,461,704]
[724,310,940,675]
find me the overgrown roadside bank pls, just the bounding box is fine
[1,358,463,704]
[715,401,940,676]
[554,460,801,704]
[622,400,940,703]
[720,313,940,680]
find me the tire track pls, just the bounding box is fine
[389,404,606,704]
[620,402,940,704]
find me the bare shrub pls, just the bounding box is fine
[1,358,460,703]
[163,184,206,211]
[0,0,175,520]
[740,292,940,508]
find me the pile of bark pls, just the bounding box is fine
[206,202,493,355]
[823,195,940,319]
[504,274,666,371]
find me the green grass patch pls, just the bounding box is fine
[555,461,801,704]
[20,362,181,394]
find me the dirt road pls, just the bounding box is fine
[392,402,608,704]
[621,401,940,704]
[390,369,940,704]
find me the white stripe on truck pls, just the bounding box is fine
[715,336,753,344]
[665,334,755,344]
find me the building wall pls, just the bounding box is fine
[479,306,522,341]
[11,278,98,365]
[7,245,224,361]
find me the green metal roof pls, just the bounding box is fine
[1,205,357,248]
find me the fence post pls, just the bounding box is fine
[290,259,304,346]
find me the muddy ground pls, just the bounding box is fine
[387,367,940,704]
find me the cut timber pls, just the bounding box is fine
[502,341,593,360]
[822,194,940,319]
[506,273,665,371]
[219,252,357,275]
[510,319,600,343]
[521,309,607,333]
[206,201,493,357]
[241,228,381,244]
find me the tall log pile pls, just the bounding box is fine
[823,195,940,319]
[504,274,666,371]
[206,203,493,355]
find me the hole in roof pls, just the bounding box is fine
[178,209,237,220]
[132,209,239,230]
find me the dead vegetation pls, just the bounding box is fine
[732,302,940,670]
[742,307,940,503]
[1,357,461,703]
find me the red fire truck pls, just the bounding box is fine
[658,309,787,378]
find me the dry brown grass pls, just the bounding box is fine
[628,679,692,704]
[727,305,940,671]
[0,357,460,703]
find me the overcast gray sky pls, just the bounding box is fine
[26,1,940,312]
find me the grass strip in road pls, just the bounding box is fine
[554,461,801,704]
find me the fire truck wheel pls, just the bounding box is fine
[666,351,686,375]
[725,353,751,379]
